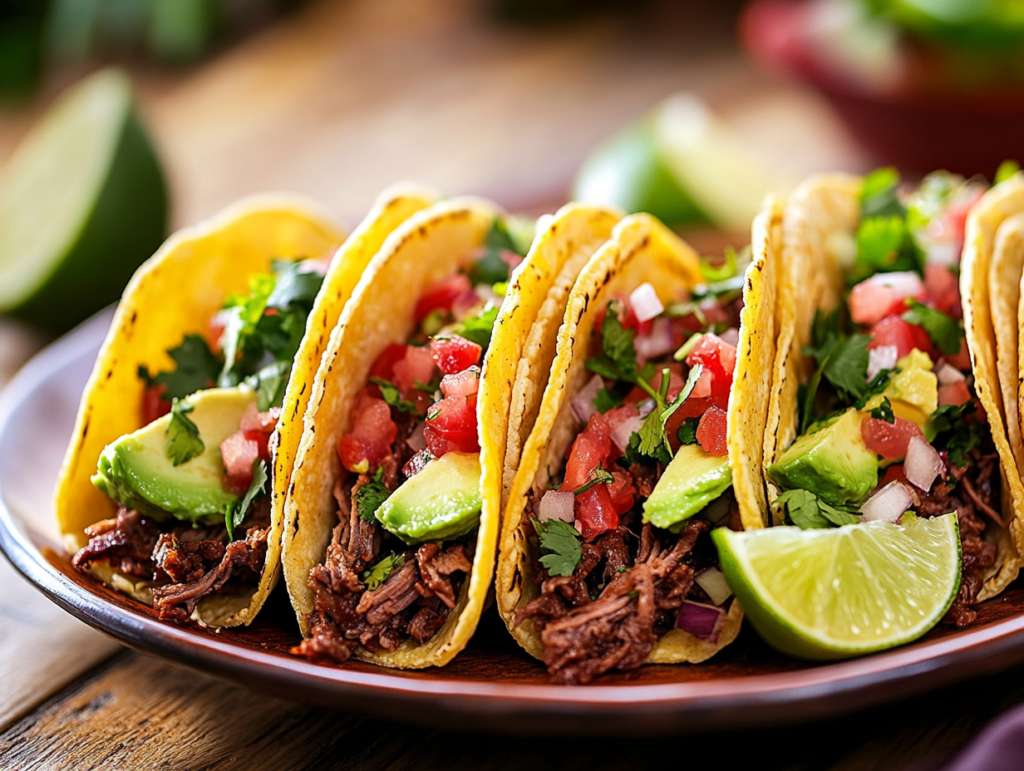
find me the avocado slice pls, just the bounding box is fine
[643,444,732,531]
[92,387,256,524]
[767,408,879,507]
[375,452,482,545]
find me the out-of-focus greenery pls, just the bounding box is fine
[857,0,1024,49]
[0,0,305,99]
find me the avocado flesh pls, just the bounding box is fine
[375,452,482,545]
[767,408,879,507]
[92,387,257,524]
[643,444,732,531]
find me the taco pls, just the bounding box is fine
[283,200,620,668]
[764,168,1023,629]
[495,211,778,684]
[55,185,438,627]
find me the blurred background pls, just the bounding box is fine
[1,0,1022,374]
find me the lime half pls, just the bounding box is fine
[713,514,961,660]
[0,68,167,332]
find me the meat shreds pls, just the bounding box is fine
[72,508,161,577]
[517,520,709,684]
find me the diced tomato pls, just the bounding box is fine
[242,429,272,464]
[696,405,729,457]
[424,395,479,456]
[440,367,480,398]
[240,403,281,433]
[563,413,612,491]
[222,431,261,494]
[207,310,229,355]
[414,274,472,321]
[142,384,172,424]
[430,335,482,375]
[868,315,934,359]
[575,484,619,541]
[925,263,962,317]
[860,415,925,461]
[939,380,972,407]
[879,464,908,488]
[621,303,653,336]
[402,449,433,478]
[607,469,635,515]
[649,365,685,401]
[370,343,409,380]
[944,339,972,371]
[338,397,397,472]
[849,273,925,326]
[686,334,736,407]
[699,299,733,328]
[393,345,437,396]
[937,187,984,245]
[688,367,713,400]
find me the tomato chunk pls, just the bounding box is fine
[860,415,925,461]
[924,263,962,318]
[849,272,925,326]
[696,405,729,457]
[563,413,611,491]
[939,380,972,407]
[868,315,934,360]
[944,339,972,371]
[607,469,635,515]
[575,484,618,541]
[370,343,409,380]
[392,345,436,396]
[142,384,172,425]
[686,334,736,407]
[879,464,909,488]
[440,367,480,398]
[430,335,482,375]
[222,431,261,494]
[415,274,472,321]
[338,396,397,472]
[424,395,479,456]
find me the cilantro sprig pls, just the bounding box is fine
[353,468,390,522]
[455,304,499,352]
[225,459,268,540]
[533,517,582,577]
[902,301,963,355]
[931,402,982,468]
[140,334,220,401]
[572,466,614,496]
[776,489,860,530]
[870,396,895,424]
[628,364,704,464]
[165,400,204,466]
[370,377,418,414]
[361,553,404,590]
[585,301,638,383]
[800,308,876,431]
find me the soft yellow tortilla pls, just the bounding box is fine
[766,174,1023,601]
[497,213,756,664]
[54,194,355,627]
[284,196,588,668]
[990,212,1024,477]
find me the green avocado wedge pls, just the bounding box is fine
[0,68,168,332]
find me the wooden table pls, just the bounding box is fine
[0,1,1017,767]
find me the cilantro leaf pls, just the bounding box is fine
[165,400,204,466]
[455,304,499,351]
[699,246,739,283]
[533,517,582,577]
[592,387,623,414]
[225,459,268,540]
[870,396,895,424]
[370,377,419,413]
[146,335,220,401]
[860,167,904,219]
[246,359,291,412]
[361,553,404,590]
[585,302,638,384]
[855,216,917,277]
[902,301,963,355]
[572,466,614,496]
[631,364,704,464]
[353,469,390,522]
[677,418,700,445]
[823,334,872,399]
[414,376,441,395]
[777,489,860,530]
[930,402,981,468]
[266,259,324,311]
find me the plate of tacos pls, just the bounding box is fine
[5,168,1024,734]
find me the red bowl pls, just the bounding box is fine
[740,0,1024,176]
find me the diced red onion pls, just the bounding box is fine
[571,375,605,424]
[611,415,644,451]
[905,436,943,492]
[719,327,740,347]
[675,600,725,643]
[538,490,575,523]
[407,422,427,452]
[637,398,656,419]
[629,282,664,323]
[635,318,675,361]
[695,567,733,606]
[860,482,913,523]
[867,345,899,381]
[935,361,966,385]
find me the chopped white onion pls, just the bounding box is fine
[936,361,966,385]
[635,318,675,360]
[905,436,943,492]
[867,345,899,381]
[916,231,960,267]
[538,490,576,523]
[611,415,644,451]
[695,567,733,606]
[475,284,503,306]
[637,399,656,419]
[870,270,925,296]
[570,375,605,424]
[407,422,427,452]
[629,282,664,323]
[719,327,740,347]
[861,482,913,523]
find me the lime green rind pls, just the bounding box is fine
[713,515,961,660]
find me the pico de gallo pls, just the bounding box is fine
[515,255,748,684]
[75,257,329,621]
[767,168,1003,628]
[292,219,530,665]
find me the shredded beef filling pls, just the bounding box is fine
[72,503,270,622]
[292,439,473,666]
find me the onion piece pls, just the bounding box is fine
[629,282,664,323]
[637,398,656,419]
[916,230,959,267]
[935,361,966,385]
[611,415,644,451]
[571,375,605,424]
[867,345,899,381]
[718,327,740,347]
[860,482,913,523]
[695,567,733,606]
[538,490,575,523]
[676,600,726,643]
[904,436,944,492]
[635,317,674,360]
[406,422,427,452]
[402,449,432,478]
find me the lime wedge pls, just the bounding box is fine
[0,68,167,332]
[713,514,961,660]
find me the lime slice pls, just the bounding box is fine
[0,68,168,332]
[713,513,961,660]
